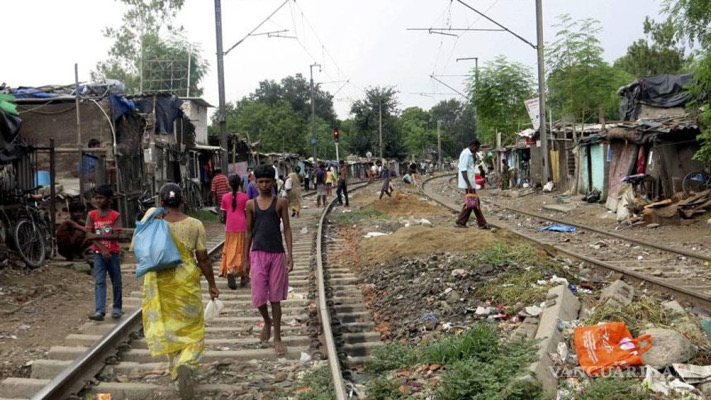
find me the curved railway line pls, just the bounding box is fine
[421,173,711,310]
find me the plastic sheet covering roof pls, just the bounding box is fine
[606,115,699,144]
[517,128,536,138]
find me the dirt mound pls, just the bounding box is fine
[359,225,512,264]
[363,191,450,217]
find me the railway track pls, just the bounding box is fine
[0,184,375,400]
[421,174,711,310]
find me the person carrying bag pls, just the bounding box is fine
[133,207,182,278]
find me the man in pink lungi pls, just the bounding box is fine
[243,164,294,356]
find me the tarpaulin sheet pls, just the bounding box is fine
[0,109,25,163]
[133,94,183,134]
[619,74,692,121]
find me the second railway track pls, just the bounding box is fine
[422,173,711,310]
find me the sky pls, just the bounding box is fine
[3,0,663,120]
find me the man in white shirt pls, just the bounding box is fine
[273,160,280,181]
[455,139,489,229]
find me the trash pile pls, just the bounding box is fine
[357,244,572,343]
[617,185,711,227]
[546,279,711,399]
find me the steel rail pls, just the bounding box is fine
[31,240,226,400]
[434,174,711,262]
[316,182,370,400]
[421,174,711,309]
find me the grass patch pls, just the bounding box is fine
[421,324,499,364]
[471,242,568,309]
[365,375,406,400]
[329,208,388,225]
[295,366,334,400]
[583,295,681,336]
[363,324,543,400]
[577,378,647,400]
[188,209,219,222]
[364,342,419,374]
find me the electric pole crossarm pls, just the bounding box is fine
[406,27,504,32]
[429,75,468,99]
[224,0,290,55]
[455,0,537,50]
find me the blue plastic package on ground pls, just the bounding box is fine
[133,207,182,278]
[541,224,576,233]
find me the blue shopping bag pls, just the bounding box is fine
[133,207,182,278]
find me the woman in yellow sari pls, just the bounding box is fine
[140,183,219,400]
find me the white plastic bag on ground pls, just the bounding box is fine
[204,299,225,321]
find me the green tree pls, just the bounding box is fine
[210,74,339,159]
[350,87,405,159]
[614,17,688,77]
[400,107,437,158]
[93,0,208,95]
[429,99,477,157]
[653,0,710,162]
[547,15,633,122]
[467,56,535,146]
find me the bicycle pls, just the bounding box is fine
[0,187,52,268]
[180,177,204,212]
[682,170,710,196]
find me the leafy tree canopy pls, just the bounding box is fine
[467,56,535,146]
[349,87,406,159]
[614,17,689,77]
[547,15,633,122]
[209,74,339,159]
[93,0,208,96]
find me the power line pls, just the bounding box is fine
[455,0,536,49]
[223,0,291,55]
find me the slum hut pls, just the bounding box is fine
[575,133,608,199]
[13,88,146,226]
[605,116,702,212]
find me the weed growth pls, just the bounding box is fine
[364,324,543,399]
[364,342,418,373]
[584,295,681,336]
[421,324,499,364]
[365,375,406,399]
[295,366,335,400]
[329,208,388,225]
[471,242,568,308]
[578,378,648,400]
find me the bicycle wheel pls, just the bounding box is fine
[682,171,710,196]
[13,218,46,268]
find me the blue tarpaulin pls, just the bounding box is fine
[541,224,576,233]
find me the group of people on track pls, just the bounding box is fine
[75,140,490,399]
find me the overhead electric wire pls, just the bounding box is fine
[224,0,291,55]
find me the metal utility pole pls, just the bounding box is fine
[214,0,228,173]
[310,63,320,162]
[536,0,549,183]
[437,120,442,169]
[378,100,383,160]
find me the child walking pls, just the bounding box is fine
[86,184,123,321]
[243,164,294,355]
[220,175,249,289]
